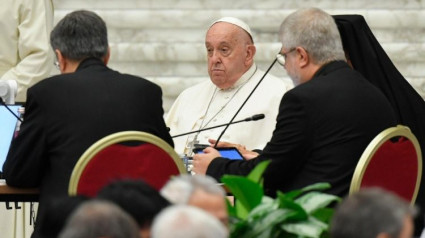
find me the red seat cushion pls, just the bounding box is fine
[76,143,180,197]
[361,136,418,201]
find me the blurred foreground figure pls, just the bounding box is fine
[151,205,228,238]
[59,200,140,238]
[331,188,416,238]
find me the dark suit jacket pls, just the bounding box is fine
[207,61,396,197]
[3,58,173,235]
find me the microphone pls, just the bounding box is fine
[214,58,278,148]
[172,113,265,138]
[0,97,22,122]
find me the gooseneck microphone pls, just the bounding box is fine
[171,113,265,138]
[0,97,22,122]
[214,58,278,148]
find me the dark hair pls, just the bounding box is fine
[50,10,109,61]
[97,179,170,228]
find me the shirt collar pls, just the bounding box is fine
[76,57,106,71]
[312,60,349,79]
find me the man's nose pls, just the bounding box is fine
[210,50,222,64]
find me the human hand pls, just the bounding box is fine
[208,139,259,160]
[192,147,221,174]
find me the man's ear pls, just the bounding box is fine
[55,49,66,72]
[297,47,309,68]
[245,44,256,66]
[103,47,111,65]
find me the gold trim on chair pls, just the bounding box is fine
[349,125,422,205]
[68,131,186,196]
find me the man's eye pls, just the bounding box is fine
[220,48,230,55]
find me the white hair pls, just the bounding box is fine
[279,8,345,65]
[151,205,228,238]
[160,175,225,204]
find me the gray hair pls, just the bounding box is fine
[279,8,345,65]
[330,188,416,238]
[59,200,140,238]
[50,10,109,61]
[160,175,225,204]
[151,205,228,238]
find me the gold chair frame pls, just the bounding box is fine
[349,125,422,205]
[68,131,186,196]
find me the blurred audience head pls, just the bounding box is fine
[97,179,170,238]
[160,174,228,225]
[330,188,416,238]
[151,205,228,238]
[59,199,140,238]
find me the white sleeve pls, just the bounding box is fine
[0,0,54,102]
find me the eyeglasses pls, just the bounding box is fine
[276,48,296,66]
[54,61,60,70]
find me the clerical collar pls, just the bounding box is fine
[219,64,257,91]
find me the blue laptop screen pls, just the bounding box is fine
[0,105,21,172]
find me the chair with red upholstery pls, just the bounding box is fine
[349,125,422,204]
[68,131,187,197]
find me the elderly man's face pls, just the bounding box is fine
[278,47,300,85]
[205,22,252,89]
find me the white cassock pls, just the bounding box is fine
[0,0,54,102]
[166,64,293,156]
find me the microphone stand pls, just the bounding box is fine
[0,97,22,122]
[172,114,264,138]
[214,58,278,148]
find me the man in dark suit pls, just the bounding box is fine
[192,8,397,197]
[3,10,172,237]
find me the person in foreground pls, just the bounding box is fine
[150,205,228,238]
[160,174,228,226]
[3,10,172,237]
[193,8,396,197]
[331,188,416,238]
[166,17,291,156]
